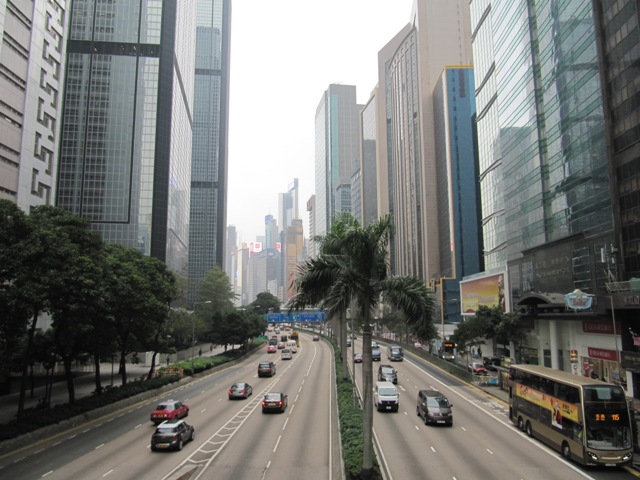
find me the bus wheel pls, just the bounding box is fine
[517,417,524,431]
[562,442,571,460]
[525,421,533,437]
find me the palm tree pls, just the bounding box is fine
[290,213,434,479]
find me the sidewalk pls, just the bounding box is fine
[0,344,233,426]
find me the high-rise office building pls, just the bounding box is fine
[314,84,361,238]
[470,1,619,375]
[378,0,473,282]
[433,67,483,324]
[225,224,237,294]
[306,195,316,258]
[278,178,299,235]
[1,0,69,210]
[360,91,378,227]
[592,0,640,394]
[188,0,231,298]
[57,0,196,278]
[264,214,278,249]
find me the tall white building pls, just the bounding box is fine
[1,0,69,210]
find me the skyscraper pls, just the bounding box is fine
[188,0,231,298]
[433,67,483,324]
[314,84,361,240]
[57,0,196,278]
[1,0,69,210]
[378,0,473,282]
[471,0,616,373]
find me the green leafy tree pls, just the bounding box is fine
[290,213,434,479]
[0,201,32,393]
[250,291,280,313]
[196,265,236,317]
[41,208,105,404]
[103,244,176,384]
[11,205,99,418]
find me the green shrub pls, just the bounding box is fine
[328,336,381,480]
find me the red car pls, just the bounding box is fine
[150,400,189,425]
[468,362,488,375]
[267,345,276,353]
[277,342,285,349]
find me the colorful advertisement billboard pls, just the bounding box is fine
[460,272,507,315]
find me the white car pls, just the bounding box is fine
[281,348,292,360]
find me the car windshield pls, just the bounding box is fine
[155,403,172,410]
[382,368,395,374]
[232,384,245,389]
[427,397,450,407]
[156,426,177,434]
[264,393,281,401]
[379,388,396,396]
[259,363,271,368]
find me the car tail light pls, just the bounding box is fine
[228,390,232,395]
[172,435,178,441]
[240,389,246,394]
[262,401,267,406]
[277,401,282,406]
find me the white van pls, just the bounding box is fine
[374,381,399,412]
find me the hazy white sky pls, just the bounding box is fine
[227,0,414,243]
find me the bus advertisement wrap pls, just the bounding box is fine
[515,384,579,425]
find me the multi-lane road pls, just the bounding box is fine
[350,337,637,480]
[2,333,637,480]
[0,334,340,480]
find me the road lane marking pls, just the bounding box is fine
[102,469,113,476]
[42,471,53,477]
[273,435,281,452]
[430,446,436,453]
[95,443,104,449]
[283,418,289,430]
[486,449,494,455]
[405,358,597,479]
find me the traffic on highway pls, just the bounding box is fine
[0,330,636,480]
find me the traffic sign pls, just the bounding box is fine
[267,311,325,323]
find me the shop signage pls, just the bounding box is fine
[621,351,640,371]
[587,347,618,361]
[582,320,621,335]
[564,289,593,310]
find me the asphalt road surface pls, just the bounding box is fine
[350,337,637,480]
[0,334,341,480]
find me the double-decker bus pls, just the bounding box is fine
[509,364,633,467]
[440,342,456,361]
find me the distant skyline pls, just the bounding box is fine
[226,0,414,244]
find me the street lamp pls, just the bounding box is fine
[192,300,212,374]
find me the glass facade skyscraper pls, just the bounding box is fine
[314,84,361,237]
[471,0,612,276]
[188,0,231,299]
[57,0,196,279]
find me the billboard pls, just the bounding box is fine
[460,272,507,315]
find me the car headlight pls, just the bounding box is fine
[587,452,599,462]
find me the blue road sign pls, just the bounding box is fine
[267,311,325,323]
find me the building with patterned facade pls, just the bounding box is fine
[1,0,69,210]
[56,0,196,279]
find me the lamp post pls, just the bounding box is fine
[192,300,212,374]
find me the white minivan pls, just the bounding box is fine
[374,381,399,412]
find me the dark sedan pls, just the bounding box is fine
[228,382,253,399]
[150,420,194,451]
[262,392,288,413]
